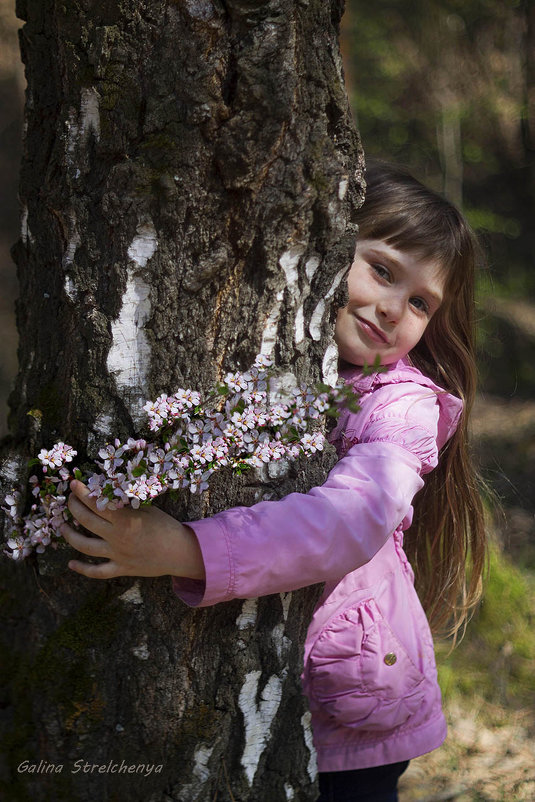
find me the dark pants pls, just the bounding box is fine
[317,760,410,802]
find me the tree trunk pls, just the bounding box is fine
[0,1,363,800]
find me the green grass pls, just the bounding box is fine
[437,546,535,714]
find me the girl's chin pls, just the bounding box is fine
[337,352,402,370]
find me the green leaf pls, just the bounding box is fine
[232,399,246,415]
[326,408,341,418]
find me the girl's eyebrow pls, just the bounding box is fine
[366,247,404,271]
[425,287,443,309]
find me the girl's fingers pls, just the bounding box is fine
[68,559,120,580]
[67,492,113,538]
[60,524,112,558]
[68,480,116,522]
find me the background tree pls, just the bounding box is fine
[0,1,363,801]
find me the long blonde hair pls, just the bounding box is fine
[355,161,488,638]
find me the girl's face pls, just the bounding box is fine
[335,239,445,367]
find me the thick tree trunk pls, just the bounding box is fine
[0,1,363,800]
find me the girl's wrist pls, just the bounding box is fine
[165,520,206,581]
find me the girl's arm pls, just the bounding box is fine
[62,440,421,592]
[173,439,425,606]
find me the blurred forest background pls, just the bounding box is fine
[0,0,533,799]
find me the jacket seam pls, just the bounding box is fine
[364,414,436,439]
[219,519,236,601]
[315,704,445,749]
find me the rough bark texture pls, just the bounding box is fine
[0,1,364,800]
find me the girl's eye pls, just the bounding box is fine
[371,264,391,281]
[410,297,429,315]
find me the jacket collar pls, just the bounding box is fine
[339,358,463,447]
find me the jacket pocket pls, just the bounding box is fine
[307,597,426,732]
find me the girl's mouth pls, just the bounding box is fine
[355,316,390,345]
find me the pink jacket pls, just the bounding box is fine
[173,358,462,771]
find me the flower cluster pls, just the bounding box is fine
[2,355,357,561]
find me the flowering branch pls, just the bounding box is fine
[2,355,358,561]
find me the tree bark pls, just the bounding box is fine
[0,1,363,800]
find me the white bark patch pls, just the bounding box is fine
[127,221,158,268]
[301,711,318,781]
[236,598,258,630]
[284,783,295,800]
[63,231,80,268]
[239,671,284,785]
[65,88,101,171]
[185,0,215,20]
[131,636,149,660]
[260,289,284,357]
[267,458,290,479]
[279,246,304,300]
[191,744,214,783]
[326,267,348,298]
[93,412,114,437]
[108,220,158,406]
[338,177,349,200]
[308,299,325,341]
[87,411,115,453]
[305,255,321,281]
[270,371,298,398]
[177,744,215,801]
[119,581,143,605]
[309,267,347,341]
[64,277,77,301]
[107,273,152,420]
[294,302,305,345]
[270,622,292,663]
[1,456,24,484]
[80,87,101,142]
[21,205,31,245]
[63,220,81,268]
[279,592,292,622]
[322,343,339,387]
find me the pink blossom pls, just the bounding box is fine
[38,442,77,468]
[223,371,251,393]
[300,432,325,453]
[2,492,21,520]
[2,353,342,561]
[5,536,32,561]
[253,355,272,369]
[189,469,212,494]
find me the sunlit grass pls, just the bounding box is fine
[437,545,535,715]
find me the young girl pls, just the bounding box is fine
[61,163,487,802]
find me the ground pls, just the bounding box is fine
[400,702,534,801]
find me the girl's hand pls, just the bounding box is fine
[60,480,206,581]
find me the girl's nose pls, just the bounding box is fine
[378,295,403,324]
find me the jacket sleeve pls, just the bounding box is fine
[172,386,442,607]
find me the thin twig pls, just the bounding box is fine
[221,758,237,802]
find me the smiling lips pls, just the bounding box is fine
[355,316,390,345]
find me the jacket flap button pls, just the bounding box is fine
[384,652,397,666]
